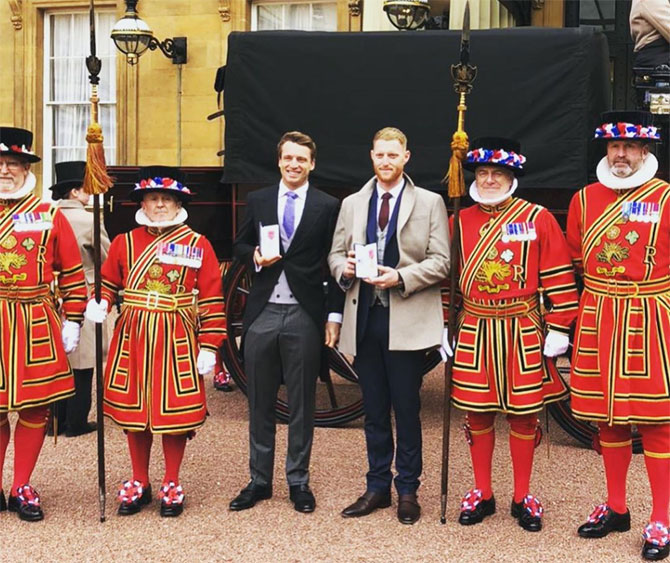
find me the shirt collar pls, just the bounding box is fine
[279,180,309,199]
[375,178,404,200]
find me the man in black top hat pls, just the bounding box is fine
[0,127,87,521]
[50,161,111,437]
[567,110,670,561]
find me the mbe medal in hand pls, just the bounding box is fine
[259,223,281,258]
[355,243,378,279]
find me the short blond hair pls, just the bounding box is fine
[372,127,407,149]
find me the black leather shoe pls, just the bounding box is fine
[0,490,6,512]
[118,483,152,516]
[8,488,44,522]
[65,421,97,437]
[341,491,392,518]
[229,483,272,511]
[643,542,670,561]
[397,493,421,525]
[289,484,315,513]
[511,498,542,532]
[459,494,496,525]
[578,504,630,538]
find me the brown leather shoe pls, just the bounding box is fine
[341,491,391,518]
[397,493,421,525]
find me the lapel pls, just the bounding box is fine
[285,187,319,255]
[396,175,416,236]
[356,178,377,246]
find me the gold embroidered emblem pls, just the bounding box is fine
[606,226,620,240]
[0,251,27,273]
[145,279,170,294]
[475,260,512,294]
[625,231,639,245]
[21,237,35,251]
[596,266,626,277]
[1,235,17,250]
[479,218,494,237]
[486,247,498,260]
[166,269,180,283]
[596,242,629,266]
[148,263,163,279]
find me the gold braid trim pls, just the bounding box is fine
[600,439,632,448]
[644,450,670,459]
[510,429,536,441]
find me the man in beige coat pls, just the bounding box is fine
[328,127,449,524]
[50,161,110,436]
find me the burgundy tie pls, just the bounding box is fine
[378,192,392,231]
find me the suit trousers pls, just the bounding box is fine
[244,303,321,487]
[354,304,424,495]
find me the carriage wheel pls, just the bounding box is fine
[221,259,365,426]
[221,259,444,427]
[548,358,643,454]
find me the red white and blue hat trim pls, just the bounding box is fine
[466,148,526,171]
[130,176,192,202]
[594,122,660,141]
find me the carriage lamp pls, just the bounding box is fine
[111,0,187,65]
[383,0,431,30]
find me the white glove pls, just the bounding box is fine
[62,320,81,354]
[196,349,217,375]
[543,330,570,357]
[85,298,109,324]
[439,327,455,363]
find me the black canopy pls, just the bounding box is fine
[222,28,610,190]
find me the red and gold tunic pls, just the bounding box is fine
[0,194,87,412]
[450,197,579,415]
[101,225,226,433]
[566,178,670,425]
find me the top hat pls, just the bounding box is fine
[49,161,86,200]
[464,136,526,176]
[0,127,41,163]
[593,110,661,142]
[130,165,193,203]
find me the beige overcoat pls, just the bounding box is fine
[328,175,450,356]
[57,199,111,369]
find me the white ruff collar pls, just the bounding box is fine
[469,177,519,206]
[0,171,37,200]
[596,153,658,190]
[135,207,188,228]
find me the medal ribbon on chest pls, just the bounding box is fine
[501,221,537,243]
[621,201,660,224]
[12,212,53,232]
[156,241,203,268]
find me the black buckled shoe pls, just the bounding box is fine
[458,489,496,526]
[8,484,44,522]
[229,482,272,511]
[159,482,185,517]
[0,490,6,512]
[577,504,631,538]
[289,484,316,513]
[398,493,421,525]
[642,522,670,561]
[511,494,543,532]
[117,480,152,516]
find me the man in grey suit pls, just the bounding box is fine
[230,131,342,513]
[329,127,450,524]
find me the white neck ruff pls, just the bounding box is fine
[135,207,188,228]
[469,177,519,206]
[1,171,36,200]
[596,153,658,190]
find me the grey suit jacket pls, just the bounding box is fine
[328,175,450,355]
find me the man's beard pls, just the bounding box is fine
[610,162,634,178]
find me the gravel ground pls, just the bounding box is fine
[0,367,654,562]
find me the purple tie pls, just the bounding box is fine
[379,192,392,231]
[283,191,298,239]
